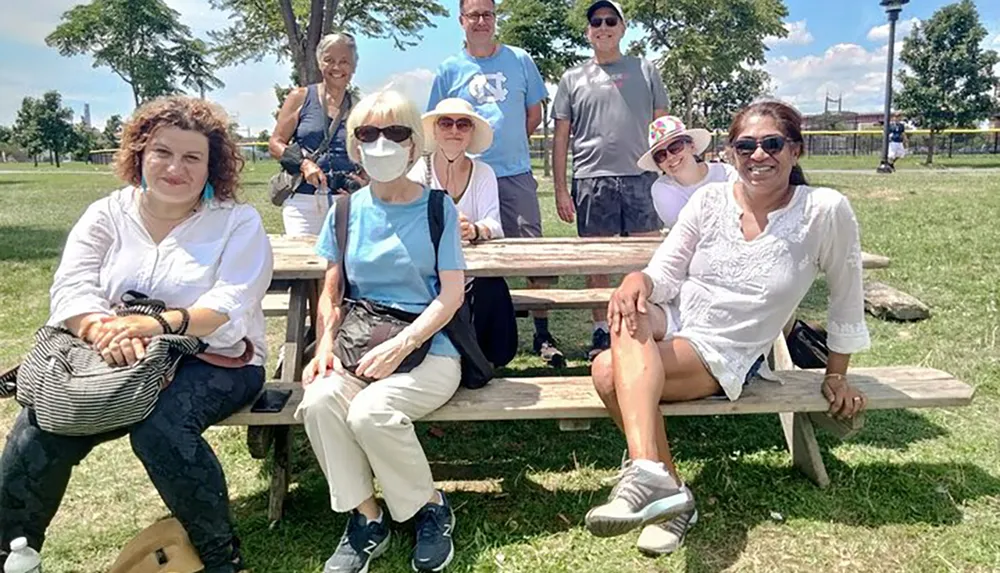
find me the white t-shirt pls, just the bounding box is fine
[651,162,737,228]
[48,188,273,365]
[408,155,504,239]
[642,182,870,400]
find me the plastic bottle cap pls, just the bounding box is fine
[9,537,27,551]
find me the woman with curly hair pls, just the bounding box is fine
[0,96,272,573]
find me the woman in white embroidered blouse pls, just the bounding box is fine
[583,101,871,550]
[0,97,272,572]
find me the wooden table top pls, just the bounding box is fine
[269,235,891,280]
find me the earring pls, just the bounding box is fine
[202,181,215,202]
[140,176,148,193]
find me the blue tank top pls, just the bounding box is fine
[294,84,356,194]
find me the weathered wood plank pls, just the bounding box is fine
[269,235,891,280]
[864,281,931,321]
[781,412,830,488]
[220,367,972,426]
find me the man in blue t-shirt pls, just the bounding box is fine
[428,0,565,367]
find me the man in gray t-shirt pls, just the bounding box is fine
[551,0,669,359]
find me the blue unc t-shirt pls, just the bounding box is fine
[315,187,467,356]
[428,45,547,178]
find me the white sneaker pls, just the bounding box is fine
[637,506,698,556]
[585,464,695,538]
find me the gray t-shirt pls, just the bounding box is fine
[552,56,669,179]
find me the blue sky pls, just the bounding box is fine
[1,0,998,133]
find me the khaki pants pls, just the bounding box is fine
[295,355,461,521]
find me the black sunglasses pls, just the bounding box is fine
[732,135,787,157]
[652,138,692,164]
[589,16,619,28]
[354,125,413,144]
[436,117,474,132]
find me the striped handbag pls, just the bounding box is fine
[13,292,211,436]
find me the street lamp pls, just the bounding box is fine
[876,0,910,173]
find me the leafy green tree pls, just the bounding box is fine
[35,92,76,168]
[71,123,103,162]
[13,98,46,167]
[623,0,786,127]
[209,0,448,86]
[103,114,124,148]
[497,0,587,176]
[0,126,11,145]
[895,0,999,164]
[46,0,223,106]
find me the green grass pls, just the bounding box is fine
[2,165,1000,572]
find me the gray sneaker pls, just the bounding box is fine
[637,506,698,556]
[585,463,695,538]
[325,510,391,573]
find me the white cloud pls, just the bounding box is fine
[765,42,903,115]
[0,1,77,46]
[992,33,1000,46]
[766,20,815,47]
[374,69,436,110]
[867,17,920,43]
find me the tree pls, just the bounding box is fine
[624,0,786,127]
[497,0,587,176]
[35,92,76,168]
[257,130,272,142]
[103,114,124,148]
[71,123,103,162]
[209,0,448,86]
[46,0,223,106]
[895,0,999,164]
[13,98,46,167]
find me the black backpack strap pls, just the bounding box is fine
[335,193,351,300]
[427,188,445,273]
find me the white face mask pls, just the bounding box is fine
[359,136,411,183]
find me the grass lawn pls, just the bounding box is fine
[1,164,999,572]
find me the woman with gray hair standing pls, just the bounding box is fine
[269,33,367,236]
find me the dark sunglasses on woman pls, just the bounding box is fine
[652,137,692,164]
[354,125,413,144]
[732,135,787,157]
[436,117,474,132]
[589,16,619,28]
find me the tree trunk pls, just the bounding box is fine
[542,99,550,178]
[684,91,694,127]
[303,0,325,85]
[33,154,38,167]
[54,146,61,168]
[322,0,340,35]
[48,150,54,165]
[278,0,310,86]
[926,130,936,165]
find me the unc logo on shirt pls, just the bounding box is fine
[469,72,508,103]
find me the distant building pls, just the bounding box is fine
[803,111,901,131]
[82,103,91,128]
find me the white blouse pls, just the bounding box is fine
[643,182,870,400]
[408,155,505,239]
[651,162,737,228]
[48,188,274,366]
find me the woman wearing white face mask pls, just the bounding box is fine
[295,90,467,573]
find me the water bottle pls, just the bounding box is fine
[4,537,41,573]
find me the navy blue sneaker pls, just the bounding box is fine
[411,492,455,572]
[588,328,611,362]
[325,510,390,573]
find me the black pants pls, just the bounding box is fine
[468,278,518,369]
[0,358,264,572]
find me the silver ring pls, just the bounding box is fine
[852,396,862,401]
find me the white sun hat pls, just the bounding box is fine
[422,98,494,155]
[636,115,713,173]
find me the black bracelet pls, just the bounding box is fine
[150,313,172,335]
[472,223,481,243]
[172,308,191,335]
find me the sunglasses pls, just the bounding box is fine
[732,135,787,157]
[589,16,620,28]
[463,11,495,22]
[652,138,692,164]
[354,125,413,144]
[436,117,474,132]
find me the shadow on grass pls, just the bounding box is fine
[0,180,26,186]
[0,225,67,261]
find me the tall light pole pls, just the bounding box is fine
[876,0,910,173]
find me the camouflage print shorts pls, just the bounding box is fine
[572,173,662,237]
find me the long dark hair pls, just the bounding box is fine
[728,101,808,186]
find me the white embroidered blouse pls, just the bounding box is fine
[47,188,274,366]
[642,182,871,400]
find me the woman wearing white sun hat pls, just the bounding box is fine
[409,97,504,242]
[638,115,737,228]
[408,97,518,369]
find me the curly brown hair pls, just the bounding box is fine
[114,96,244,201]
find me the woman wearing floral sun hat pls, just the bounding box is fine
[638,115,737,228]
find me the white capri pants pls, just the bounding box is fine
[282,192,335,236]
[295,355,461,521]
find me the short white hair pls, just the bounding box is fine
[346,90,425,170]
[316,33,358,66]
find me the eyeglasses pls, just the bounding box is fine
[462,11,495,22]
[652,138,692,164]
[354,125,413,144]
[589,16,620,28]
[732,135,787,157]
[437,117,474,132]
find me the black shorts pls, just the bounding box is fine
[572,173,662,237]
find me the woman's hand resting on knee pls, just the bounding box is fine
[303,336,343,386]
[608,272,654,336]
